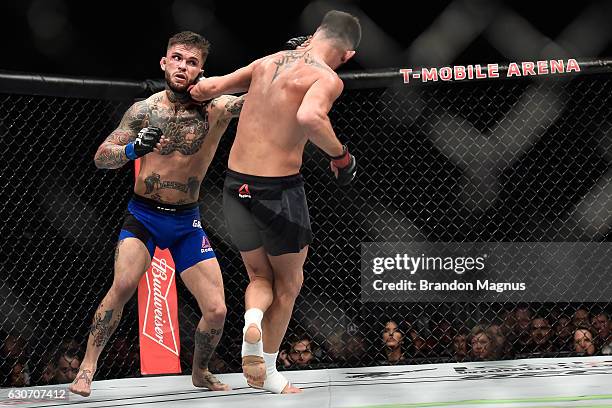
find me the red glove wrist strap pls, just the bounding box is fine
[331,146,351,168]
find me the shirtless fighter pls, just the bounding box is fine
[69,31,244,396]
[190,11,361,393]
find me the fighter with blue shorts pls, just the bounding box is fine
[118,194,216,272]
[69,32,245,397]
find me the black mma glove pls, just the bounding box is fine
[330,145,357,185]
[125,126,163,160]
[284,36,310,50]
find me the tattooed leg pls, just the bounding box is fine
[70,238,150,397]
[89,306,122,348]
[68,301,123,396]
[83,303,123,365]
[68,368,94,397]
[192,319,230,391]
[180,258,228,391]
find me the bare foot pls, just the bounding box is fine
[69,367,95,397]
[192,369,231,391]
[244,324,261,344]
[242,324,266,388]
[242,355,266,388]
[281,383,302,394]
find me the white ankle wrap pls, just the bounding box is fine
[242,308,264,358]
[262,351,288,394]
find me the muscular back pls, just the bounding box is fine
[229,49,339,176]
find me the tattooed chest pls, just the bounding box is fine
[151,108,210,155]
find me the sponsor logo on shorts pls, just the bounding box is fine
[192,220,202,228]
[201,236,213,253]
[238,183,251,199]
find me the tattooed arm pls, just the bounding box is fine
[212,94,247,120]
[94,101,148,169]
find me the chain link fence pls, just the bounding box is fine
[1,63,612,387]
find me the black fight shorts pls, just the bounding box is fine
[223,169,313,256]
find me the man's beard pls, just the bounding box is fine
[164,71,194,104]
[165,70,190,93]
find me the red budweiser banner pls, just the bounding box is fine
[135,160,181,375]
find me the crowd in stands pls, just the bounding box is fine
[2,306,611,387]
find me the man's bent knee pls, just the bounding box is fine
[275,282,303,305]
[245,263,273,280]
[274,271,304,301]
[249,274,273,286]
[110,278,139,303]
[204,303,227,325]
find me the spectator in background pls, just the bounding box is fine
[46,339,83,385]
[55,349,81,384]
[1,335,30,387]
[60,338,81,352]
[591,313,612,354]
[323,329,366,366]
[573,308,590,328]
[431,319,454,357]
[39,354,57,385]
[501,310,517,346]
[9,361,30,387]
[324,330,344,363]
[488,323,510,359]
[553,316,574,352]
[405,321,435,359]
[344,332,367,366]
[512,305,532,353]
[573,325,596,356]
[1,334,27,360]
[452,329,469,362]
[469,326,497,361]
[380,321,407,365]
[106,336,140,377]
[529,317,554,353]
[279,334,316,368]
